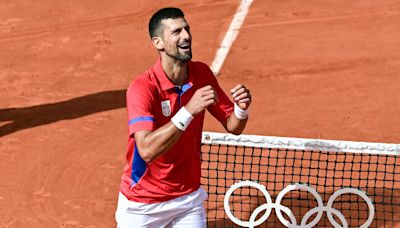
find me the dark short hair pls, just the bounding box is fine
[148,7,185,38]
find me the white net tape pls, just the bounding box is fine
[202,131,400,155]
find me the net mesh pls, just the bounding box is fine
[200,132,400,227]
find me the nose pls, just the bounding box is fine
[181,28,191,41]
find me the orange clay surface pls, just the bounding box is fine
[0,0,399,227]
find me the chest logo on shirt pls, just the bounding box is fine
[161,100,171,117]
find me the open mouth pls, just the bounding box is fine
[178,43,191,50]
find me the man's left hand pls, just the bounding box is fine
[230,84,251,110]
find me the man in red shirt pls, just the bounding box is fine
[116,7,251,228]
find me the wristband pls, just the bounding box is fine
[234,103,249,120]
[171,107,194,131]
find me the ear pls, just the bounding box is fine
[152,36,164,51]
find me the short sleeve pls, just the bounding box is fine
[202,66,234,124]
[126,80,157,136]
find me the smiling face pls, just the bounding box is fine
[153,17,192,62]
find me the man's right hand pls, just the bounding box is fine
[185,85,218,116]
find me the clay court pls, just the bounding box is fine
[0,0,399,227]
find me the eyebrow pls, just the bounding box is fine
[171,25,190,34]
[171,27,181,33]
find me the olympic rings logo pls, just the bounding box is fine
[224,181,374,228]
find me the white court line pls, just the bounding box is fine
[210,0,254,76]
[244,11,399,29]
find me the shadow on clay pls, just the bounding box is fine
[0,89,126,137]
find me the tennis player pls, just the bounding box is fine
[115,7,251,228]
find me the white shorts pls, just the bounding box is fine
[115,187,208,228]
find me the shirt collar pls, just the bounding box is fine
[152,58,193,91]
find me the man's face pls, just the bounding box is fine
[159,17,192,62]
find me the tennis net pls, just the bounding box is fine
[200,132,400,228]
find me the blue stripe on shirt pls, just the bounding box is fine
[128,116,154,125]
[131,143,147,186]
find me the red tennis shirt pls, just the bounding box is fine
[120,59,233,203]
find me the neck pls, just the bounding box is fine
[160,55,188,86]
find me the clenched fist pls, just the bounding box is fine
[185,85,218,116]
[230,84,251,110]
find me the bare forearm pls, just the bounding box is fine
[135,122,183,163]
[225,114,248,135]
